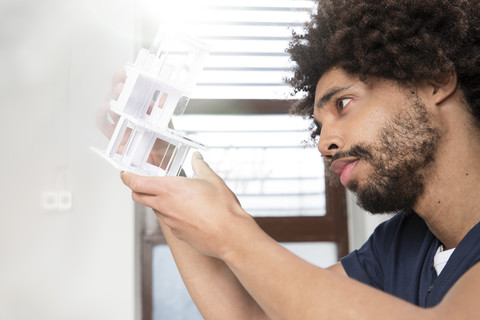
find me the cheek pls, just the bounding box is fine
[342,107,389,146]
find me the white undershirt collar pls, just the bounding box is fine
[433,245,456,276]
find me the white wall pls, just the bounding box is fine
[0,0,138,319]
[346,191,392,251]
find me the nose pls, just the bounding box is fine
[317,131,345,162]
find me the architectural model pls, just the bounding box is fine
[93,28,209,176]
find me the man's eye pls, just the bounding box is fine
[337,98,352,110]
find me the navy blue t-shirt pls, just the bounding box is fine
[341,212,480,307]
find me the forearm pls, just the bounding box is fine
[221,215,435,320]
[156,215,268,320]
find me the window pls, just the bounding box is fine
[176,114,326,217]
[135,1,348,319]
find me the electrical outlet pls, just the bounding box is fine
[41,191,73,211]
[58,191,72,211]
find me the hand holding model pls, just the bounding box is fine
[121,152,256,259]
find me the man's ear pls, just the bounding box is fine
[431,71,458,105]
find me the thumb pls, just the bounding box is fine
[192,152,242,206]
[191,152,218,180]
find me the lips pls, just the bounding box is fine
[330,158,359,186]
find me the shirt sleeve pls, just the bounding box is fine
[340,248,378,287]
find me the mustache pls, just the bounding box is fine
[329,144,374,166]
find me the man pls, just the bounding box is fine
[119,0,480,318]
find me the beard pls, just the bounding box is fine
[326,96,441,214]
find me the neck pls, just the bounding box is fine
[414,113,480,249]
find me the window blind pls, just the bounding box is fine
[142,0,315,99]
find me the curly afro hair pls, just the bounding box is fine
[287,0,480,125]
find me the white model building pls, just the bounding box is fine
[93,29,209,176]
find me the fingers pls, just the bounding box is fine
[97,82,124,137]
[131,191,156,208]
[108,82,125,102]
[121,172,184,215]
[112,67,127,86]
[120,171,163,195]
[120,171,165,210]
[96,108,117,139]
[97,68,126,139]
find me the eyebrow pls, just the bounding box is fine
[315,85,353,109]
